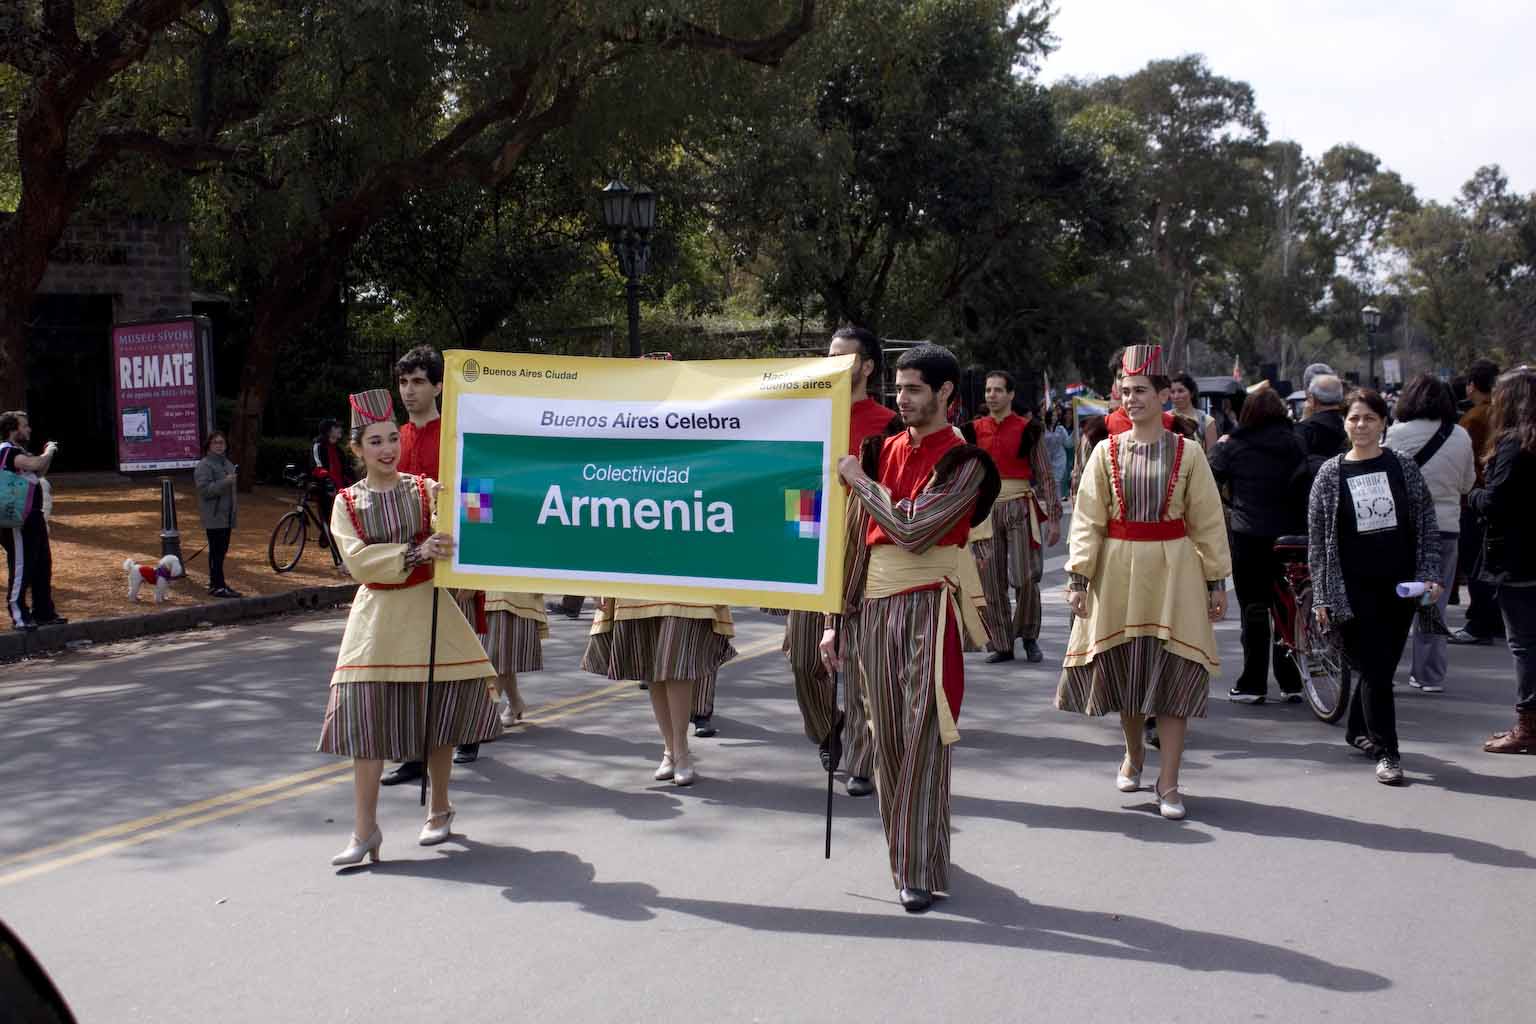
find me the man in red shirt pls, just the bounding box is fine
[783,327,901,798]
[963,371,1061,663]
[382,345,450,786]
[830,343,999,913]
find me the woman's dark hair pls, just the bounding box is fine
[1487,368,1536,459]
[316,417,340,441]
[1393,374,1456,424]
[1081,414,1108,449]
[1238,387,1289,430]
[1169,413,1200,440]
[1467,358,1500,395]
[894,343,961,398]
[395,344,443,385]
[1171,372,1199,398]
[1346,388,1390,421]
[202,430,227,455]
[832,325,883,374]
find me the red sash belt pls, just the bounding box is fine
[367,563,433,590]
[1107,518,1187,541]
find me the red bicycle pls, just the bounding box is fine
[1270,535,1352,723]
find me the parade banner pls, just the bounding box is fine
[436,351,854,611]
[111,317,215,472]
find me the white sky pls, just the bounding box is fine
[1040,0,1536,203]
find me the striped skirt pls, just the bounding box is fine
[1054,637,1209,718]
[484,610,543,675]
[317,680,503,760]
[580,616,736,685]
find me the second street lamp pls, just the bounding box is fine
[1361,304,1382,390]
[600,180,656,358]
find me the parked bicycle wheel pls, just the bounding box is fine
[1298,626,1352,723]
[268,510,308,573]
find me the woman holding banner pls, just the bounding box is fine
[582,600,736,786]
[319,389,500,866]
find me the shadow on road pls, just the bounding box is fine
[361,843,1390,993]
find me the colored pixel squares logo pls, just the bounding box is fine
[784,488,822,539]
[461,478,494,524]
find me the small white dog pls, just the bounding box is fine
[125,555,182,604]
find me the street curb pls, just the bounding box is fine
[0,583,356,661]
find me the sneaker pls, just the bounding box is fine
[1350,735,1382,759]
[1409,677,1445,694]
[1447,628,1493,646]
[1375,756,1404,785]
[1227,688,1265,705]
[1276,690,1304,704]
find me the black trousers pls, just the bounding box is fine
[2,513,55,626]
[1339,578,1416,758]
[1459,506,1503,637]
[1499,585,1536,713]
[206,528,231,591]
[1230,531,1303,695]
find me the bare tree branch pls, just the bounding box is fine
[607,0,816,67]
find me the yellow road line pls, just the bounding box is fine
[0,627,789,886]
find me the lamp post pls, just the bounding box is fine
[1361,304,1381,390]
[600,180,657,358]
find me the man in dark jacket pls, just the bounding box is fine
[1295,373,1348,458]
[1210,388,1308,702]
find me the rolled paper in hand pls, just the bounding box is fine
[1396,582,1428,600]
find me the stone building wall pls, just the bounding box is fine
[36,219,192,322]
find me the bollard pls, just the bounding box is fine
[159,477,185,577]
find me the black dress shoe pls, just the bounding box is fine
[1145,717,1160,749]
[453,743,480,764]
[693,717,717,738]
[984,649,1014,664]
[899,888,934,913]
[381,761,424,786]
[846,776,874,797]
[1022,640,1044,663]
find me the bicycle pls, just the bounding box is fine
[1270,535,1353,723]
[268,464,343,573]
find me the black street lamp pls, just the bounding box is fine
[1361,304,1382,390]
[600,180,657,358]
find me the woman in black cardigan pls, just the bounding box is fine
[1468,368,1536,754]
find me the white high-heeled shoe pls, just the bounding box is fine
[331,826,383,866]
[654,752,676,781]
[1116,757,1142,793]
[418,806,456,846]
[1156,784,1186,820]
[672,758,696,787]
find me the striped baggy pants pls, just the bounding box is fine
[972,496,1041,649]
[783,609,874,778]
[857,589,953,892]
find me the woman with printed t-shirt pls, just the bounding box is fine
[1308,389,1442,786]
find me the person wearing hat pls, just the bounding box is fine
[320,388,501,866]
[1057,345,1231,821]
[830,343,999,913]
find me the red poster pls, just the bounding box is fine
[112,320,207,472]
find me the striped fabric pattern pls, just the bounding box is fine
[349,475,429,545]
[1055,636,1209,717]
[580,615,736,685]
[973,496,1043,649]
[484,609,543,675]
[858,587,953,891]
[317,679,503,759]
[783,608,874,777]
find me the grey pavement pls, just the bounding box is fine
[1,558,1532,1022]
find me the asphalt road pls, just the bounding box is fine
[2,556,1532,1022]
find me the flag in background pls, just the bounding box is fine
[1232,356,1243,382]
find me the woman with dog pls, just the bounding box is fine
[319,388,501,866]
[194,431,241,599]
